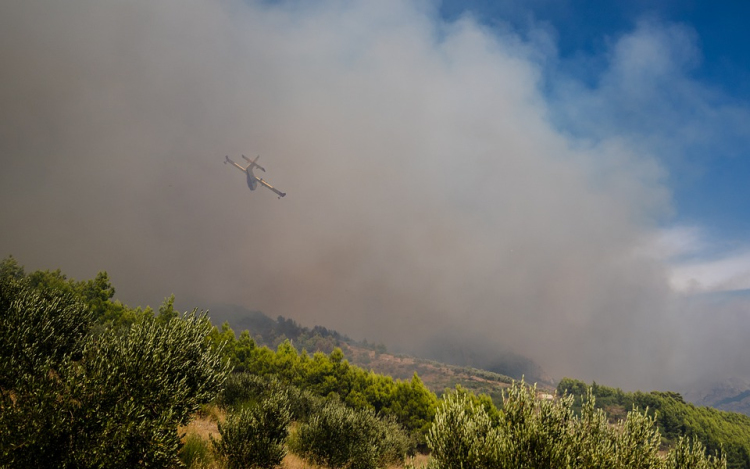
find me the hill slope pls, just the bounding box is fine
[683,378,750,417]
[203,303,550,394]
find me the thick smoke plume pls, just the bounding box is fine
[2,0,746,390]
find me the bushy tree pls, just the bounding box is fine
[290,398,411,469]
[66,312,231,467]
[0,274,94,465]
[426,391,501,469]
[218,372,321,422]
[497,380,576,468]
[666,437,726,469]
[0,255,24,280]
[213,392,291,469]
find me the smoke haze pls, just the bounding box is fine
[2,0,748,390]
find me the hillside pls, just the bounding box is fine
[342,342,517,404]
[683,378,750,417]
[204,303,551,388]
[204,303,558,403]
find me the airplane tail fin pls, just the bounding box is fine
[242,154,266,172]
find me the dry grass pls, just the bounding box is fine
[398,454,430,468]
[179,405,223,441]
[280,452,429,469]
[281,452,319,468]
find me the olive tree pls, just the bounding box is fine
[426,380,726,469]
[0,274,231,468]
[290,398,411,469]
[213,392,292,469]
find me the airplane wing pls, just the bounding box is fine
[225,155,248,172]
[257,177,286,198]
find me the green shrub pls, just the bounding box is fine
[213,392,291,469]
[665,437,726,469]
[218,372,322,422]
[427,380,727,469]
[218,372,280,408]
[426,391,501,469]
[290,398,411,469]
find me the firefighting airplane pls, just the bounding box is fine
[224,155,286,199]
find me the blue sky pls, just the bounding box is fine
[442,1,750,99]
[441,0,750,289]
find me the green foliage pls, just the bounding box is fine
[213,393,291,469]
[0,255,25,280]
[0,273,94,465]
[427,391,501,469]
[156,293,179,324]
[428,379,727,469]
[0,273,93,388]
[666,437,726,469]
[212,330,438,444]
[0,265,231,468]
[2,255,143,327]
[290,398,411,469]
[67,312,232,468]
[218,372,322,422]
[559,378,750,468]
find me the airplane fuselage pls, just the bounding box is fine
[246,169,257,190]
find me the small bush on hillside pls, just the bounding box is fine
[213,392,291,469]
[218,372,322,422]
[218,372,278,408]
[289,398,411,469]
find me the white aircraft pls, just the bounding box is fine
[224,155,286,199]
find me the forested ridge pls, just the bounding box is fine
[0,256,745,468]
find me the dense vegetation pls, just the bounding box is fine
[427,381,725,469]
[1,256,746,468]
[0,256,231,467]
[209,322,438,443]
[558,378,750,469]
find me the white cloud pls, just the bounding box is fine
[648,226,750,294]
[670,249,750,294]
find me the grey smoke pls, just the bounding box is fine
[1,0,747,391]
